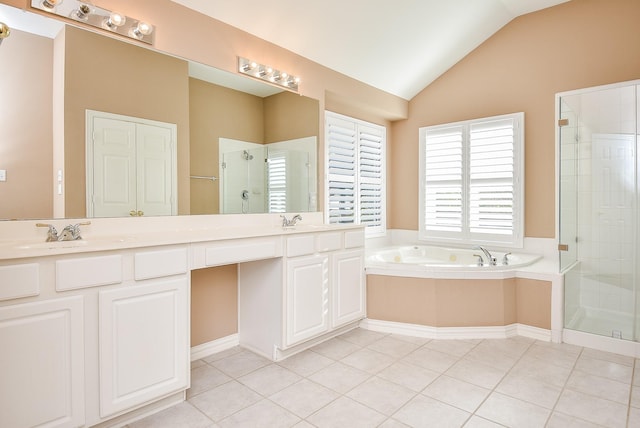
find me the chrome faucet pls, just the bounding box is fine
[502,252,512,265]
[473,246,497,266]
[36,221,91,242]
[58,223,82,241]
[36,223,59,242]
[281,214,302,227]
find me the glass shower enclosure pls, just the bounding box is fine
[559,80,639,341]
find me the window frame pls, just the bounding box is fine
[419,112,524,248]
[325,111,387,238]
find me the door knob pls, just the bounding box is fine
[129,210,137,216]
[137,210,144,217]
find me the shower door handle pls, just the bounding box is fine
[558,244,569,251]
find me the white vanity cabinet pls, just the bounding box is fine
[97,246,189,419]
[285,253,330,346]
[0,216,363,426]
[239,228,365,360]
[98,277,188,417]
[0,245,190,427]
[284,229,365,350]
[331,248,366,328]
[0,294,85,428]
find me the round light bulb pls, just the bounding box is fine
[108,12,126,27]
[0,22,10,40]
[137,22,152,35]
[130,21,153,38]
[41,0,63,11]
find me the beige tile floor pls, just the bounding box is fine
[129,328,640,428]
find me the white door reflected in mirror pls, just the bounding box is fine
[86,110,177,218]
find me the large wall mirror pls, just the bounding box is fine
[0,3,319,220]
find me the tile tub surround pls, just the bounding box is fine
[129,328,640,428]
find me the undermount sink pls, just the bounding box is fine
[17,240,90,250]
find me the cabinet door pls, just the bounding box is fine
[0,296,85,428]
[98,278,188,417]
[286,255,329,346]
[332,249,366,328]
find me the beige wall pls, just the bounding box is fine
[367,275,551,330]
[63,26,190,217]
[390,0,640,238]
[0,29,53,219]
[264,91,320,143]
[191,265,238,346]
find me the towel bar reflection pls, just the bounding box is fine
[190,175,218,182]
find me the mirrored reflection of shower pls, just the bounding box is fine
[221,146,265,214]
[218,137,318,214]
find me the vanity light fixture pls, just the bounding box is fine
[238,57,300,93]
[0,21,10,46]
[30,0,155,45]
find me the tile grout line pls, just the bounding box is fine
[542,344,584,427]
[626,358,636,428]
[462,337,535,427]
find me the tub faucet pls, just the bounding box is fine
[473,246,497,266]
[502,252,512,265]
[473,254,484,266]
[281,214,302,227]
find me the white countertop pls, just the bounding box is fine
[0,213,363,261]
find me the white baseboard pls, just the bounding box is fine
[360,319,551,342]
[190,334,239,361]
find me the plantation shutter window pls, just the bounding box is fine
[419,112,523,248]
[423,126,464,234]
[267,150,287,213]
[325,112,386,237]
[469,117,516,237]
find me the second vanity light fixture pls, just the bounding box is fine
[0,21,10,46]
[30,0,155,44]
[238,57,300,93]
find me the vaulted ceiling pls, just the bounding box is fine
[170,0,570,100]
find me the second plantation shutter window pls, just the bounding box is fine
[469,117,516,236]
[326,112,386,237]
[419,112,523,248]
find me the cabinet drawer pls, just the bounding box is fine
[0,263,40,301]
[56,255,123,291]
[316,232,342,253]
[204,238,281,267]
[344,230,365,249]
[286,235,315,257]
[135,247,188,280]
